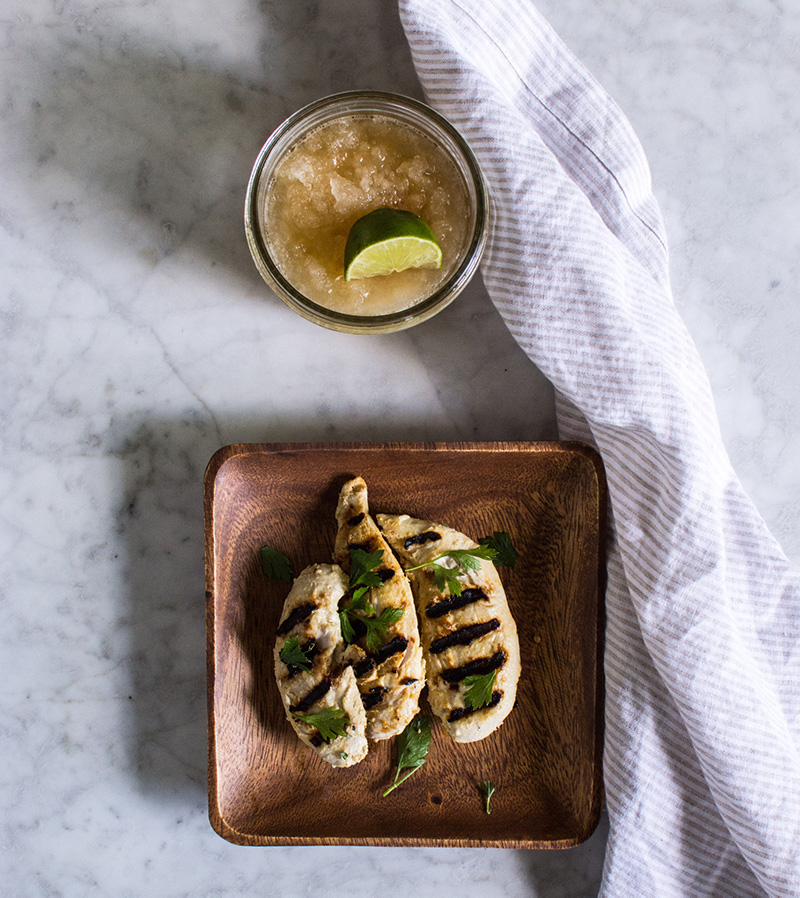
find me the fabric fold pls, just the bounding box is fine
[399,2,800,895]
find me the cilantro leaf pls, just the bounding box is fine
[463,668,498,710]
[481,780,496,814]
[292,706,350,742]
[432,563,465,596]
[341,598,404,651]
[260,544,293,582]
[406,544,496,597]
[383,715,432,796]
[339,608,356,645]
[345,588,374,617]
[479,532,520,568]
[363,606,405,652]
[446,546,496,567]
[349,547,384,592]
[339,547,400,649]
[351,584,370,603]
[279,636,313,672]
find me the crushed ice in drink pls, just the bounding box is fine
[265,115,470,316]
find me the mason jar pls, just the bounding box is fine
[244,90,490,334]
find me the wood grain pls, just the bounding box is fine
[204,441,606,848]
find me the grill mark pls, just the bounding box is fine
[401,677,419,685]
[377,568,395,583]
[347,513,365,526]
[362,686,387,710]
[349,617,368,640]
[310,733,324,747]
[351,635,408,680]
[440,650,506,684]
[375,635,408,665]
[349,540,375,554]
[430,619,500,655]
[426,588,488,619]
[289,676,331,714]
[447,691,502,722]
[404,530,441,549]
[287,639,319,679]
[353,656,374,679]
[276,602,316,636]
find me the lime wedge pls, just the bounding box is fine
[344,208,442,281]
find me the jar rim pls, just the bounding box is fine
[244,90,490,334]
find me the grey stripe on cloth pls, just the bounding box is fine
[399,1,800,895]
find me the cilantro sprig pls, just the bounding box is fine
[405,544,496,596]
[260,544,293,582]
[339,589,370,645]
[463,668,498,710]
[404,531,520,596]
[348,547,385,600]
[292,706,351,742]
[339,547,404,651]
[478,531,520,568]
[383,715,432,797]
[279,635,313,672]
[363,606,405,652]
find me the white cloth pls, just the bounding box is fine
[399,2,800,895]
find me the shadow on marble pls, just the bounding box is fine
[116,399,548,802]
[18,1,423,304]
[17,0,558,441]
[519,810,609,897]
[58,0,554,807]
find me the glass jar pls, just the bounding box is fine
[244,90,490,334]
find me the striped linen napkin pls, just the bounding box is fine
[399,2,800,895]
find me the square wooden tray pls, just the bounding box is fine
[204,441,606,848]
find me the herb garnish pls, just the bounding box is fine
[463,668,498,710]
[404,531,520,596]
[478,531,520,568]
[260,544,293,582]
[481,780,496,814]
[292,706,351,742]
[339,547,404,651]
[279,635,313,672]
[364,607,405,652]
[383,715,432,796]
[405,545,497,596]
[348,547,385,600]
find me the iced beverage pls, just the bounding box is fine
[265,115,471,317]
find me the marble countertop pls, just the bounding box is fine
[2,1,797,895]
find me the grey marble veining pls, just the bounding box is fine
[1,0,797,895]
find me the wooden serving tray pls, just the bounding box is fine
[204,442,606,848]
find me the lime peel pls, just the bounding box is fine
[344,208,442,281]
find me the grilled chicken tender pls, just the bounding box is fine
[274,563,368,768]
[376,514,521,743]
[334,478,425,740]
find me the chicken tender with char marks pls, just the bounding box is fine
[376,513,521,743]
[274,563,368,767]
[334,477,425,740]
